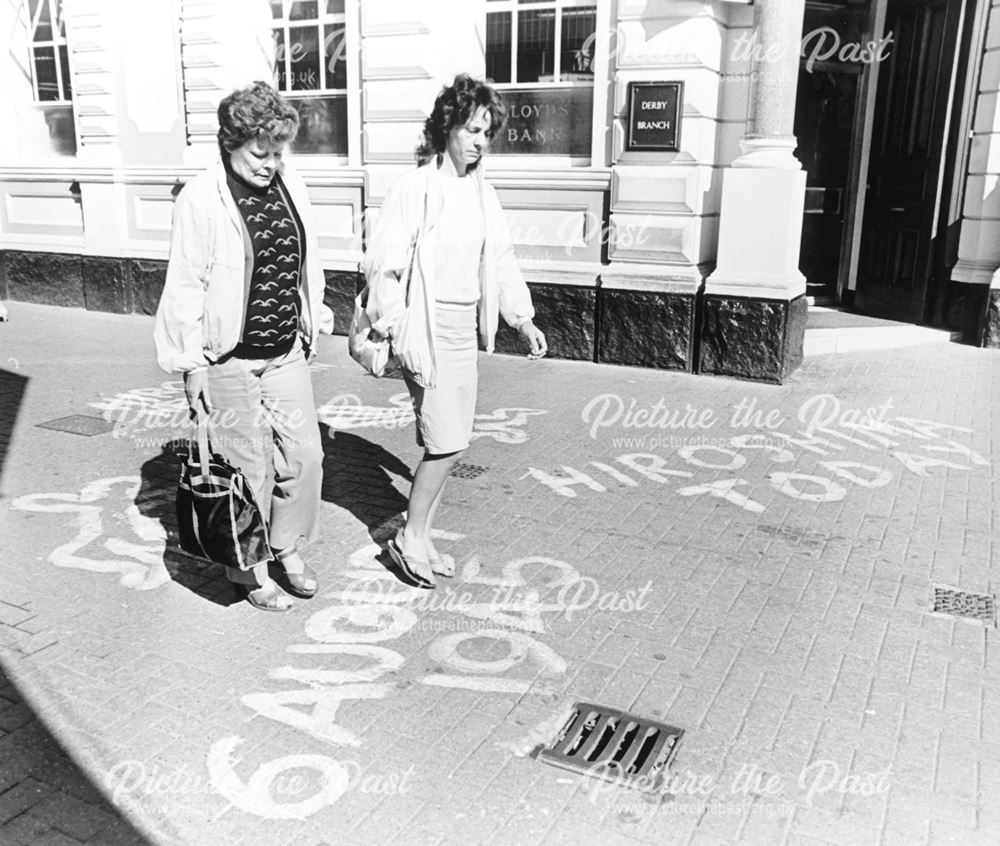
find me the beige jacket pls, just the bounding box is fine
[153,159,325,373]
[360,161,535,386]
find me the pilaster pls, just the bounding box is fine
[957,2,1000,345]
[597,0,731,371]
[700,0,808,383]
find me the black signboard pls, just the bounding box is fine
[626,82,683,152]
[490,87,593,157]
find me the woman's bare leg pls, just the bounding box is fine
[399,449,464,576]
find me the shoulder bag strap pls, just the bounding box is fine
[404,185,430,308]
[195,411,212,475]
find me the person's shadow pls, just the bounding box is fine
[135,439,243,606]
[318,426,432,588]
[133,426,420,604]
[319,425,412,546]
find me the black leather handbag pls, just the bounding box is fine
[176,416,272,571]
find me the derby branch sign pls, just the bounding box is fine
[626,82,682,152]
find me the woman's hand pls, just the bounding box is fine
[184,369,212,419]
[518,320,547,360]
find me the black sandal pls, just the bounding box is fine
[387,530,435,589]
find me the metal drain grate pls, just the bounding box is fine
[450,462,488,479]
[932,586,996,625]
[538,702,683,789]
[35,414,114,436]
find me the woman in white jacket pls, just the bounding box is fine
[362,74,547,588]
[154,82,325,611]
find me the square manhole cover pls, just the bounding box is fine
[931,585,996,625]
[36,414,114,436]
[450,462,488,479]
[538,702,683,789]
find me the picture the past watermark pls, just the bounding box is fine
[578,759,893,819]
[340,575,655,628]
[104,758,416,806]
[581,392,896,441]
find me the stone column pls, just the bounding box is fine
[957,3,1000,346]
[736,0,806,170]
[699,0,809,383]
[985,267,1000,347]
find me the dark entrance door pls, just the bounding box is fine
[855,0,964,322]
[796,2,871,304]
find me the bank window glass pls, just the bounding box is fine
[270,0,348,155]
[21,0,75,155]
[486,0,596,157]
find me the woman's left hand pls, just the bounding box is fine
[519,320,547,360]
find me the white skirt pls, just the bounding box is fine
[403,303,478,455]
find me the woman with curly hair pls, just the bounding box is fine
[362,73,548,588]
[154,81,325,611]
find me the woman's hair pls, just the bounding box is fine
[217,81,300,154]
[415,73,506,166]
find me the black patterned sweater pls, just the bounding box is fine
[225,166,305,360]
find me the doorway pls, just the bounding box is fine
[854,0,966,322]
[795,0,969,323]
[795,0,873,305]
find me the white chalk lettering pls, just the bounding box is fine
[891,452,969,476]
[207,737,349,820]
[616,453,694,483]
[769,472,846,503]
[677,479,765,514]
[819,461,892,488]
[522,466,606,497]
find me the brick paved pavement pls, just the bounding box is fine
[0,665,149,845]
[1,301,999,845]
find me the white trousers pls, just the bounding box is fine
[206,338,323,587]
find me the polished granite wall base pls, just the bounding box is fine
[598,287,696,371]
[3,251,88,309]
[0,250,358,334]
[23,250,999,376]
[698,294,807,384]
[941,280,989,344]
[493,281,597,361]
[984,289,1000,348]
[324,268,359,336]
[2,251,167,315]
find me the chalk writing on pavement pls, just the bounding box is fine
[526,412,987,512]
[11,476,171,590]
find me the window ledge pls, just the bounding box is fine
[485,165,611,191]
[289,163,365,187]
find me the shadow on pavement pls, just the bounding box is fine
[319,426,411,544]
[0,367,28,496]
[0,662,150,844]
[129,426,416,601]
[134,439,241,608]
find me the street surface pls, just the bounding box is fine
[1,301,998,845]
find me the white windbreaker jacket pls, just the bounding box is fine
[153,159,326,374]
[360,161,535,387]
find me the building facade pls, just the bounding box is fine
[1,0,999,382]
